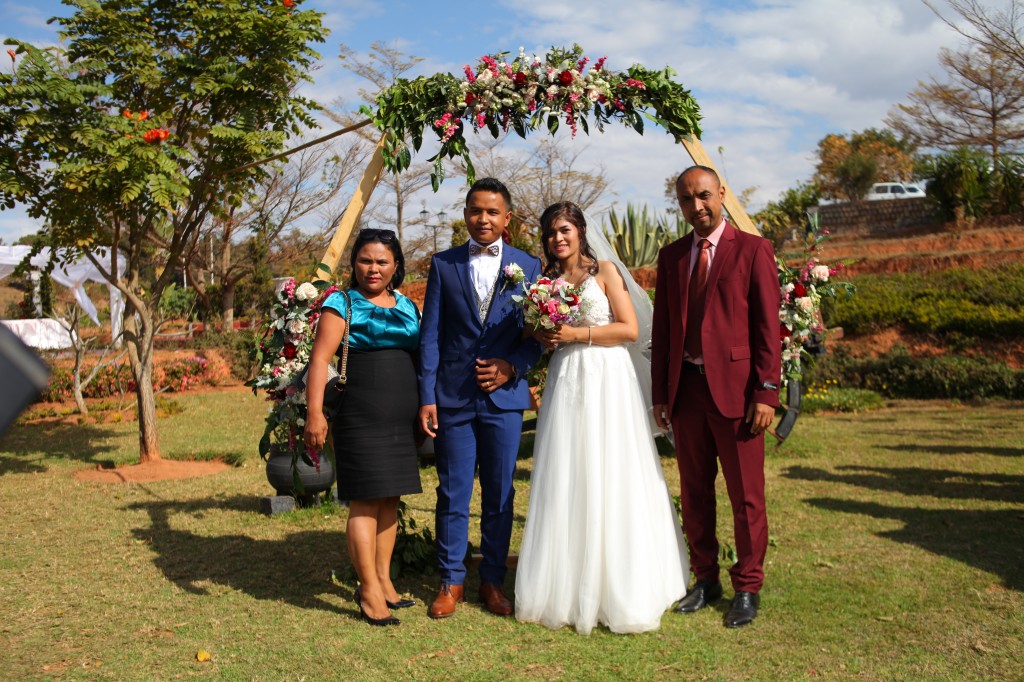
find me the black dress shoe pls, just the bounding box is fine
[672,580,723,613]
[724,590,760,628]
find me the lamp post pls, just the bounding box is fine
[419,205,449,253]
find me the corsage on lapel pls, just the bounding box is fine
[500,263,526,294]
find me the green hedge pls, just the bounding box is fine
[805,345,1024,400]
[825,264,1024,338]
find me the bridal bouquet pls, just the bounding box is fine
[512,276,586,330]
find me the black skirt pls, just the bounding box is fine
[331,348,422,500]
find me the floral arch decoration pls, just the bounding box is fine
[316,44,758,275]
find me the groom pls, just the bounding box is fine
[418,177,542,618]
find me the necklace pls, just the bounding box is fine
[561,259,592,287]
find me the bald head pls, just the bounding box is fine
[675,165,726,237]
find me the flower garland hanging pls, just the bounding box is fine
[362,44,703,190]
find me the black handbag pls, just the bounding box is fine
[295,290,351,420]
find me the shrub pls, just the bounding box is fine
[826,264,1024,339]
[805,345,1023,400]
[38,352,233,403]
[802,382,886,414]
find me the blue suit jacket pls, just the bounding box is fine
[418,242,543,410]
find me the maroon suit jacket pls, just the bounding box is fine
[651,222,782,419]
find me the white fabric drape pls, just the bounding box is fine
[0,246,125,339]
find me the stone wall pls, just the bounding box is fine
[815,198,938,235]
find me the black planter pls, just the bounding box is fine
[265,446,335,502]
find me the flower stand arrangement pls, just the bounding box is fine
[772,215,855,443]
[247,276,340,512]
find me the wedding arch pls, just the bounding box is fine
[287,44,760,275]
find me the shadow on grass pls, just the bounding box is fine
[125,496,357,617]
[806,497,1024,591]
[0,421,124,474]
[878,444,1024,458]
[785,465,1024,503]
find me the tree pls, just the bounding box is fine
[886,45,1024,164]
[754,182,822,250]
[184,140,366,331]
[926,1,1024,71]
[0,0,327,462]
[813,129,916,201]
[337,42,433,244]
[463,138,610,251]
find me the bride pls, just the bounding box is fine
[514,201,689,635]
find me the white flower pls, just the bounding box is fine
[811,265,830,282]
[295,282,318,301]
[784,282,795,294]
[796,297,814,313]
[286,318,306,336]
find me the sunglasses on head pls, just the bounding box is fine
[359,228,397,241]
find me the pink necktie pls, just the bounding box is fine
[684,238,711,359]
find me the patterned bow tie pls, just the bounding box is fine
[469,243,500,257]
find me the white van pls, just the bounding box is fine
[864,182,924,200]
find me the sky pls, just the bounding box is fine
[0,0,985,243]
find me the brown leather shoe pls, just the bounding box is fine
[428,583,464,619]
[478,582,513,616]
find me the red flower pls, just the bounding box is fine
[465,93,477,106]
[282,343,297,359]
[558,70,574,85]
[6,49,15,61]
[138,110,149,121]
[283,0,294,7]
[123,109,132,118]
[513,71,527,88]
[142,128,170,144]
[780,324,790,341]
[792,282,806,298]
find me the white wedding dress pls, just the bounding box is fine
[514,276,689,635]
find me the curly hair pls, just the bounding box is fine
[539,201,600,278]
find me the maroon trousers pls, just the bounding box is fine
[671,371,768,593]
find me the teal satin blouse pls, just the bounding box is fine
[321,289,420,351]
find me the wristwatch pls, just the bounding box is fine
[759,381,779,391]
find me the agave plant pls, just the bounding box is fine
[603,204,691,268]
[604,204,665,268]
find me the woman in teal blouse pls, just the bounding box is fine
[304,229,421,627]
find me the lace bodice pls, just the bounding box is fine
[574,276,614,328]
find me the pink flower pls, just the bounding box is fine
[463,65,476,83]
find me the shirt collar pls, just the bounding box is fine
[694,219,727,250]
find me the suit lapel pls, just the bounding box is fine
[677,233,695,313]
[454,244,481,327]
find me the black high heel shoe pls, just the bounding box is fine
[355,586,416,610]
[359,605,400,627]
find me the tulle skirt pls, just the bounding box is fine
[514,342,689,635]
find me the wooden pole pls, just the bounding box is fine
[680,136,759,236]
[316,134,389,281]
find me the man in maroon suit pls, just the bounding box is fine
[652,165,781,628]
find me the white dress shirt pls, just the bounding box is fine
[468,238,503,302]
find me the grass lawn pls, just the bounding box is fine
[0,389,1021,680]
